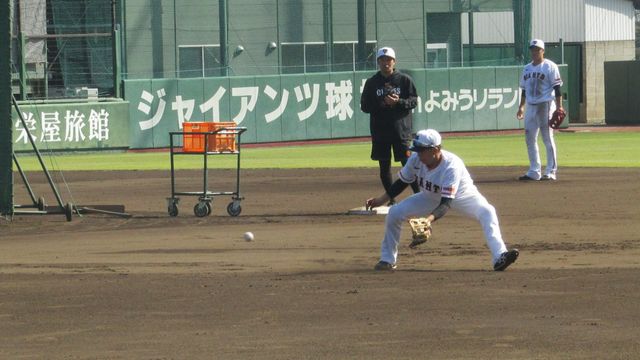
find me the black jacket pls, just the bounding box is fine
[360,70,418,142]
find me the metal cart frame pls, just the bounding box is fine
[167,126,247,217]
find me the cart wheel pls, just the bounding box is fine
[64,202,74,222]
[194,202,209,217]
[37,197,46,211]
[227,201,242,217]
[205,201,212,216]
[168,203,179,217]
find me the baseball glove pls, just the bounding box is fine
[549,108,566,130]
[408,217,432,249]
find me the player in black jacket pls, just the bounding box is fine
[361,47,420,204]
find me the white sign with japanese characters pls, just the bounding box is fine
[133,80,519,130]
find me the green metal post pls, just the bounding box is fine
[357,0,366,70]
[120,0,127,77]
[113,28,121,98]
[276,0,281,74]
[44,44,48,98]
[0,0,14,216]
[112,0,121,98]
[468,10,474,66]
[219,0,228,76]
[19,31,26,99]
[172,0,176,78]
[323,0,333,72]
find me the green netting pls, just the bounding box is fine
[122,0,530,78]
[424,0,531,68]
[12,0,532,98]
[512,0,532,65]
[49,0,114,97]
[426,12,462,67]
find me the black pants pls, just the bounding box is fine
[371,139,420,199]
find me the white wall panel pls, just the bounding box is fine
[531,0,585,43]
[584,0,635,41]
[467,12,514,44]
[460,0,635,45]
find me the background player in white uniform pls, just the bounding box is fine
[516,39,564,181]
[365,129,519,271]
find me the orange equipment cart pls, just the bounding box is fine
[167,122,247,217]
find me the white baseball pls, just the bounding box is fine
[243,232,254,242]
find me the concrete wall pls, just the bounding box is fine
[583,40,636,123]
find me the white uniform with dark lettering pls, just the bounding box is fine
[519,59,563,180]
[379,150,508,266]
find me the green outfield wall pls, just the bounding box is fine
[604,60,640,125]
[10,65,568,151]
[123,65,568,149]
[11,101,130,152]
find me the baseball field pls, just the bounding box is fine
[2,128,640,359]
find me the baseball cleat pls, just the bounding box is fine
[493,249,519,271]
[540,174,556,181]
[374,261,397,271]
[518,175,538,181]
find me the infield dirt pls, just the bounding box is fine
[2,167,639,359]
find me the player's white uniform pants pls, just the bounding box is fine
[524,101,557,179]
[379,192,508,266]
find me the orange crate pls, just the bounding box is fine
[182,122,237,153]
[182,122,208,153]
[211,122,237,152]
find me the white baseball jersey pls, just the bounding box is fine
[519,59,563,104]
[378,149,509,267]
[397,150,479,200]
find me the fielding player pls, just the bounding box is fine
[361,47,420,204]
[516,39,564,181]
[366,129,519,271]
